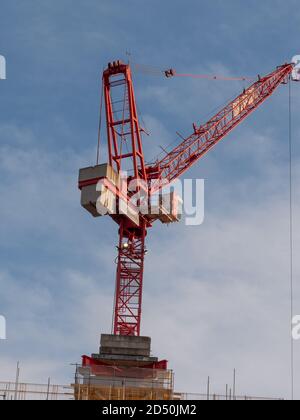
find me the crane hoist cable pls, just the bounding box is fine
[288,78,295,401]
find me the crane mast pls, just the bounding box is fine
[102,61,150,336]
[79,60,296,337]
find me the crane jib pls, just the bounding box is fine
[146,63,294,190]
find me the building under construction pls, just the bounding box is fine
[73,335,173,400]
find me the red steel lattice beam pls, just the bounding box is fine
[113,222,147,336]
[103,60,147,181]
[146,64,294,191]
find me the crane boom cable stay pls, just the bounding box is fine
[96,77,104,165]
[132,62,254,81]
[172,72,254,81]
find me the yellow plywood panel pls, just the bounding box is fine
[232,87,259,118]
[74,384,173,401]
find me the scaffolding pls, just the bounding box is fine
[73,364,174,400]
[0,381,74,400]
[0,380,283,400]
[180,392,283,401]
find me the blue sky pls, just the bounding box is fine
[0,0,300,398]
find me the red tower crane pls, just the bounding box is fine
[79,59,299,338]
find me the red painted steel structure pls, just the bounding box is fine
[103,61,149,336]
[146,64,294,190]
[100,61,294,336]
[114,220,147,336]
[103,60,147,181]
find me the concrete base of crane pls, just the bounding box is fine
[91,334,159,366]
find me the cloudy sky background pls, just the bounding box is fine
[0,0,300,399]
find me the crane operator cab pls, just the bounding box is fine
[292,55,300,81]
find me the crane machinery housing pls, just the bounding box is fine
[75,57,300,400]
